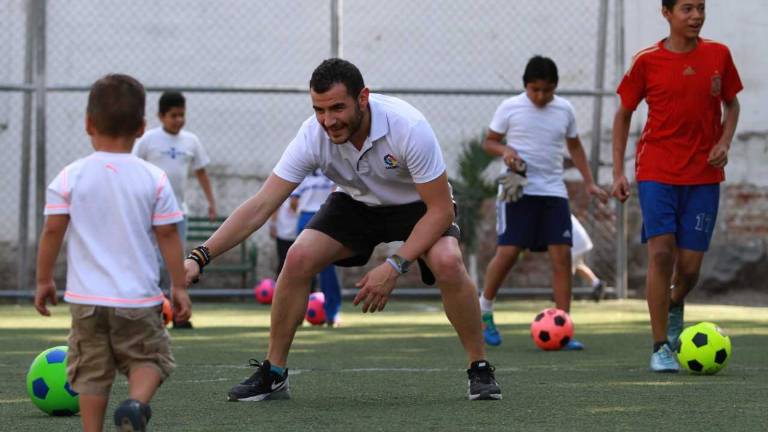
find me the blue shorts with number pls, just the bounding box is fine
[637,181,720,252]
[496,195,572,252]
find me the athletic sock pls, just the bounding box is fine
[591,279,602,288]
[270,364,285,376]
[479,295,494,314]
[653,341,669,353]
[669,299,684,310]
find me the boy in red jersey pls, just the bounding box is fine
[612,0,742,372]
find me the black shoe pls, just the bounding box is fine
[113,399,151,432]
[591,280,605,302]
[467,360,502,400]
[227,359,290,402]
[173,320,194,329]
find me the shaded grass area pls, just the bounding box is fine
[1,300,767,431]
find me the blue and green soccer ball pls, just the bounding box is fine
[26,346,80,416]
[676,322,732,375]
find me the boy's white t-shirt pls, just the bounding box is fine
[133,127,210,214]
[489,93,578,198]
[44,152,183,308]
[571,214,594,257]
[291,172,335,213]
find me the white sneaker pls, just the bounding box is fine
[649,344,680,373]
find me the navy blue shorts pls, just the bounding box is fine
[638,181,720,252]
[496,195,572,252]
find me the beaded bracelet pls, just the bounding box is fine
[186,245,211,273]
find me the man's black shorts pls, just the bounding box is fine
[306,192,460,267]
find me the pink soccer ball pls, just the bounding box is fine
[530,308,574,351]
[254,278,275,305]
[305,297,326,326]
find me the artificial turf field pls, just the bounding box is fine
[1,299,767,431]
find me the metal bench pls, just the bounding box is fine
[186,216,258,288]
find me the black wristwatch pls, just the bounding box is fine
[386,254,412,275]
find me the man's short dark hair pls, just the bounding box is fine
[158,91,185,114]
[662,0,677,10]
[522,56,559,86]
[309,58,365,98]
[86,74,145,137]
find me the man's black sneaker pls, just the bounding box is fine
[227,359,290,402]
[467,360,502,400]
[113,399,151,432]
[172,320,194,329]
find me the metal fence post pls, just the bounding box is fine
[614,0,628,299]
[330,0,343,58]
[34,0,47,251]
[589,0,609,183]
[18,0,37,294]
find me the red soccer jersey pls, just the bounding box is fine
[617,38,743,184]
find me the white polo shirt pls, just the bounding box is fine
[489,93,578,198]
[44,152,183,308]
[133,127,210,214]
[273,93,446,206]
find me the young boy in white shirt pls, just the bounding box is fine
[35,74,191,432]
[133,91,215,328]
[479,56,608,349]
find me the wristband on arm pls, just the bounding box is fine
[186,245,211,273]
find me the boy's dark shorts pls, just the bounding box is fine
[496,194,572,251]
[305,192,460,267]
[67,304,175,396]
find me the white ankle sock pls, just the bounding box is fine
[479,295,494,314]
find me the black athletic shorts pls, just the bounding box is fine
[305,192,460,268]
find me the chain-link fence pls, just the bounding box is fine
[1,0,626,296]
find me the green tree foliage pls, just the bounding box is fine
[449,136,496,253]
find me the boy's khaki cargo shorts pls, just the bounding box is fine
[67,304,175,396]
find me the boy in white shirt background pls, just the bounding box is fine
[133,91,215,328]
[291,170,343,326]
[35,74,191,432]
[570,214,605,301]
[479,56,608,349]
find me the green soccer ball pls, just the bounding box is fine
[26,346,80,416]
[676,322,732,375]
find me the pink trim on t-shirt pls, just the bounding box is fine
[155,173,168,200]
[45,203,70,210]
[60,167,70,200]
[64,291,164,304]
[153,211,183,221]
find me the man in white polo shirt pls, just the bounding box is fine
[184,58,501,401]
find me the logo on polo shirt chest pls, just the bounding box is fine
[383,154,400,169]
